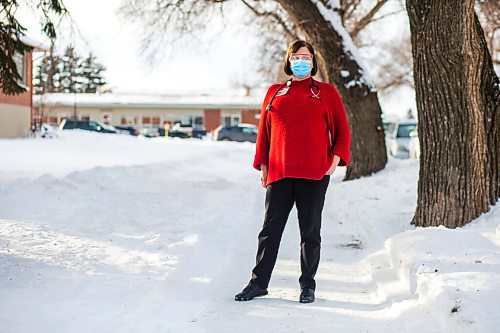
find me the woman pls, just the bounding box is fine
[234,40,351,304]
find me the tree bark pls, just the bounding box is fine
[277,0,387,181]
[407,0,499,228]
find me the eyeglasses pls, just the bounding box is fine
[289,53,313,62]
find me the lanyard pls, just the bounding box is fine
[266,79,292,111]
[266,77,321,112]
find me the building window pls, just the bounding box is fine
[13,53,27,86]
[178,115,191,126]
[194,116,203,125]
[121,116,138,125]
[102,113,112,124]
[162,114,203,127]
[222,115,240,127]
[141,116,161,127]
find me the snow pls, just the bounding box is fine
[20,35,50,51]
[340,70,350,78]
[0,130,499,332]
[310,0,374,89]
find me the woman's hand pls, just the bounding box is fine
[325,155,341,175]
[260,164,268,188]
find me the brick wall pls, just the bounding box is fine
[204,109,221,132]
[241,109,260,126]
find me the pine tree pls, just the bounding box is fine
[80,53,107,93]
[58,45,82,93]
[34,46,61,94]
[35,46,108,94]
[34,58,46,95]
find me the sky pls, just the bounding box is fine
[24,0,260,95]
[22,0,416,117]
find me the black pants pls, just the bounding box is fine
[250,175,330,291]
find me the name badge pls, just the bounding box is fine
[275,87,289,96]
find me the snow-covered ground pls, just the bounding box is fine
[0,130,498,333]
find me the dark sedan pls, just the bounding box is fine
[59,119,120,134]
[213,124,258,143]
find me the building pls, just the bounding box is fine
[33,92,263,132]
[0,36,48,138]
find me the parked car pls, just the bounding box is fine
[409,126,420,160]
[213,123,258,142]
[140,127,160,138]
[168,123,207,139]
[386,119,418,158]
[191,124,207,139]
[59,119,120,134]
[168,123,190,138]
[114,125,140,136]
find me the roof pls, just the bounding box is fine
[33,92,264,110]
[20,35,50,51]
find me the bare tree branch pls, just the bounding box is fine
[240,0,298,40]
[373,35,414,93]
[117,0,231,65]
[350,0,389,40]
[369,8,406,23]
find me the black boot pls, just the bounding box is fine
[235,282,268,301]
[299,288,315,303]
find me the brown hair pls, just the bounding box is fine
[283,40,318,76]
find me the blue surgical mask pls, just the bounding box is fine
[290,60,312,78]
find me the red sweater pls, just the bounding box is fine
[253,78,351,187]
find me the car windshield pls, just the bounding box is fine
[397,124,417,138]
[241,127,255,133]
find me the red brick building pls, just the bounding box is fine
[0,37,48,138]
[34,93,263,133]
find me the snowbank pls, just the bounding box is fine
[367,206,499,333]
[0,130,498,332]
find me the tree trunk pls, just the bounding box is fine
[277,0,387,181]
[407,0,499,228]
